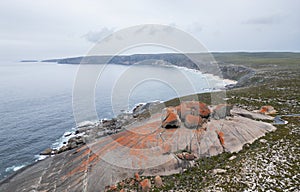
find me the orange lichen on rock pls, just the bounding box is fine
[184,114,203,128]
[161,107,181,128]
[173,101,211,123]
[198,102,211,118]
[134,172,141,181]
[162,143,171,153]
[259,105,277,115]
[64,151,99,179]
[140,179,151,192]
[217,131,225,146]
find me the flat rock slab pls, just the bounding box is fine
[231,107,274,121]
[0,110,276,192]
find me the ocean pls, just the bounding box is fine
[0,61,230,179]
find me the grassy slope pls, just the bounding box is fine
[111,53,300,191]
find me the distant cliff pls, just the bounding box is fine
[43,53,262,87]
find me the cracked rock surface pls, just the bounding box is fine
[0,107,276,192]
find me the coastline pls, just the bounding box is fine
[1,59,243,181]
[1,51,299,189]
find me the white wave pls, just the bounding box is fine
[77,120,98,128]
[5,164,27,172]
[161,63,237,87]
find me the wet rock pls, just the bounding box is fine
[57,145,68,154]
[161,107,181,128]
[132,101,160,118]
[211,104,233,120]
[102,119,116,127]
[140,179,151,192]
[64,132,72,137]
[154,175,163,188]
[40,148,52,155]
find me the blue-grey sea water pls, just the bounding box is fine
[0,61,228,179]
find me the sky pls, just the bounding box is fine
[0,0,299,61]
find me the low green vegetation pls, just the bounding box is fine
[116,53,300,191]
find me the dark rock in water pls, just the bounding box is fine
[57,145,68,154]
[64,132,72,137]
[40,148,52,155]
[67,136,85,150]
[132,101,160,118]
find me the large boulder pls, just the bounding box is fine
[184,114,203,128]
[140,179,151,192]
[40,148,52,155]
[154,175,163,188]
[176,101,211,119]
[161,107,181,128]
[211,104,233,120]
[259,105,277,115]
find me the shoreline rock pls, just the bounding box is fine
[0,100,277,192]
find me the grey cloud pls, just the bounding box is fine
[243,15,282,25]
[83,28,115,43]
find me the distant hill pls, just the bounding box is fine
[42,52,300,87]
[20,60,39,62]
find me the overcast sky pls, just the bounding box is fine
[0,0,299,61]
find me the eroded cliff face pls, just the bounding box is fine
[0,102,276,192]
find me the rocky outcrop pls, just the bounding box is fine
[140,179,151,192]
[258,105,277,115]
[231,107,274,121]
[161,107,181,128]
[211,104,233,120]
[0,102,276,192]
[184,114,203,128]
[39,148,53,156]
[164,101,211,129]
[154,175,163,188]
